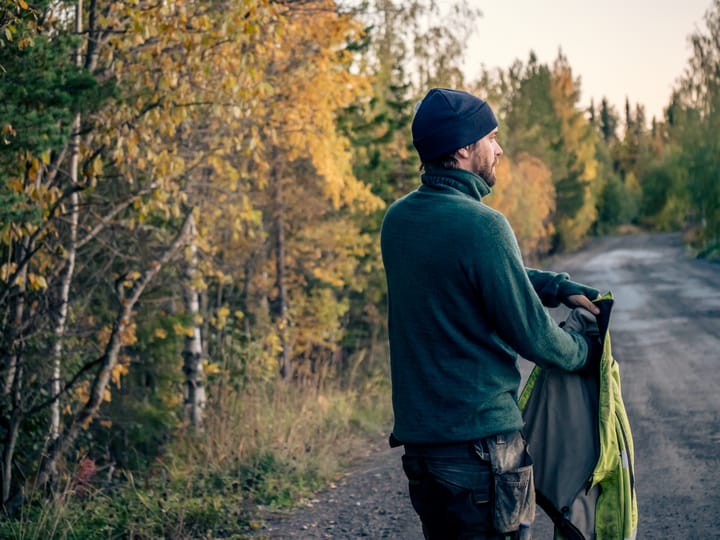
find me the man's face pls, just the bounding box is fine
[470,128,503,186]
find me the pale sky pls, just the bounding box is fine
[458,0,712,122]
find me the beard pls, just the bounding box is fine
[474,154,498,187]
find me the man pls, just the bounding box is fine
[380,88,602,540]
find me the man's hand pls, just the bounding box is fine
[566,293,601,315]
[557,279,600,313]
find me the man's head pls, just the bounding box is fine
[412,88,502,185]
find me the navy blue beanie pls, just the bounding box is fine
[412,88,498,162]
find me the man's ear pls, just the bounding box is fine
[455,146,472,159]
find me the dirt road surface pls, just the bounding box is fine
[254,232,720,539]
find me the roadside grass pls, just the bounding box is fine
[0,374,393,539]
[684,226,720,260]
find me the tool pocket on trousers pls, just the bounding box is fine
[492,455,535,533]
[402,454,493,533]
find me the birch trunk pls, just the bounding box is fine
[50,123,78,442]
[182,214,205,430]
[49,0,83,446]
[36,212,194,488]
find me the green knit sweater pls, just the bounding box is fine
[380,166,593,444]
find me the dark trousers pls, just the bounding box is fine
[402,433,532,540]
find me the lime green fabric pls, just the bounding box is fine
[591,329,638,540]
[519,293,638,540]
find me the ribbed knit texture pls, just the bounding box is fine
[380,166,589,444]
[412,88,498,162]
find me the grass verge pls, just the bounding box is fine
[0,376,393,539]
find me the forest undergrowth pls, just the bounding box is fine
[0,372,393,539]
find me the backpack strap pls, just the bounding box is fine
[535,491,587,540]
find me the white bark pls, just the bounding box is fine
[37,212,195,488]
[182,214,205,430]
[49,0,82,453]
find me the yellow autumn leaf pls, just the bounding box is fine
[0,262,17,281]
[91,155,103,177]
[28,273,48,290]
[211,305,230,330]
[173,323,195,337]
[120,321,137,345]
[111,362,129,387]
[164,393,183,409]
[154,327,168,339]
[73,381,90,405]
[27,158,40,179]
[191,274,207,291]
[97,325,112,348]
[203,361,221,375]
[8,178,23,193]
[0,225,12,245]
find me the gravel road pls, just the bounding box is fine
[254,232,720,540]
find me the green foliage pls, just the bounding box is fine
[597,173,640,232]
[638,149,688,231]
[649,0,720,254]
[475,51,599,253]
[0,188,41,232]
[495,53,558,162]
[0,13,111,173]
[599,98,619,143]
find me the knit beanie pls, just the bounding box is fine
[412,88,498,162]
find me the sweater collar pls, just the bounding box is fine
[421,165,492,200]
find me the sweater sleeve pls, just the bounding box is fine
[527,268,600,308]
[474,215,588,371]
[526,268,569,307]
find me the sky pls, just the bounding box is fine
[455,0,713,122]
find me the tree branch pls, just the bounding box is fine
[35,210,195,489]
